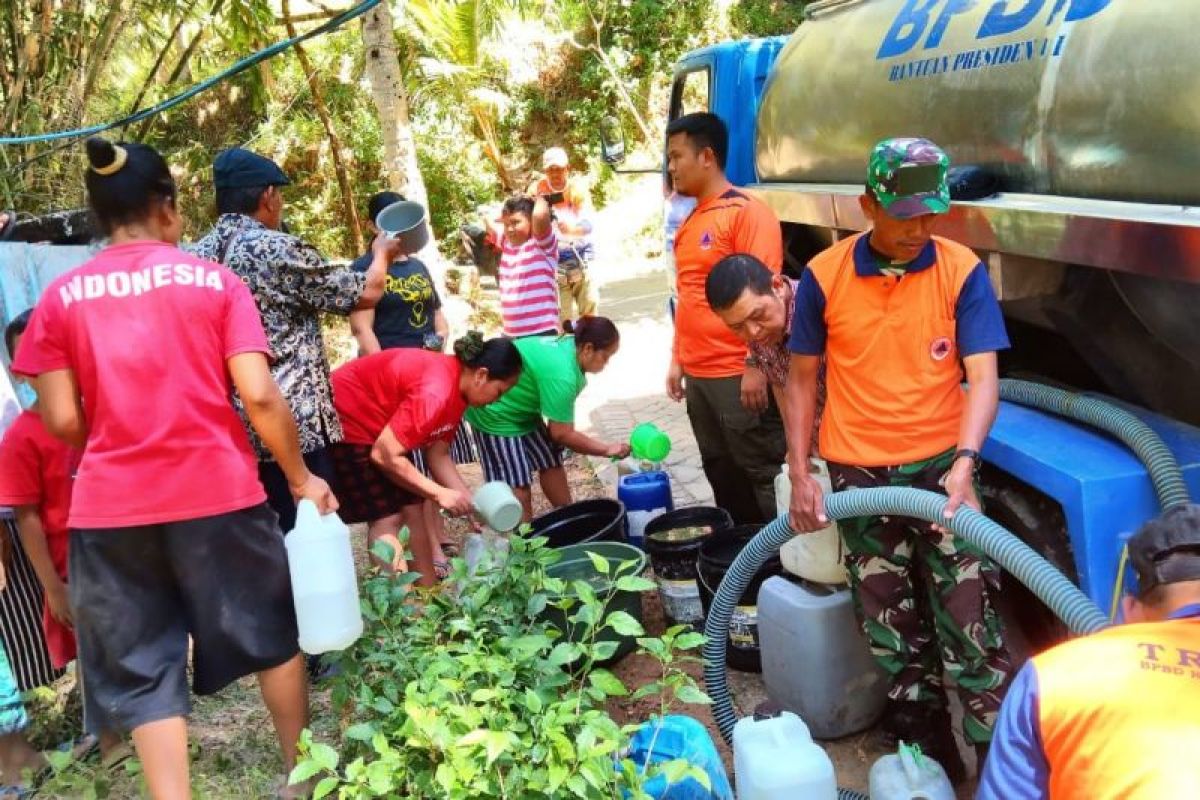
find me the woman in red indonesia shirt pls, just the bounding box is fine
[330,331,521,587]
[12,137,336,800]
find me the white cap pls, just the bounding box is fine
[542,147,569,169]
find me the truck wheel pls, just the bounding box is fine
[978,465,1078,659]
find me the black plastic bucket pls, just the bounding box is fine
[528,498,627,548]
[697,524,784,673]
[643,507,733,625]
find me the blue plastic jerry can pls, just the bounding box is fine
[618,470,674,548]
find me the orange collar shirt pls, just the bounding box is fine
[672,185,782,378]
[978,604,1200,800]
[789,232,1009,467]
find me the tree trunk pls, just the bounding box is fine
[282,0,364,255]
[361,0,445,268]
[360,1,428,207]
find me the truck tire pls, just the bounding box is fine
[979,464,1078,658]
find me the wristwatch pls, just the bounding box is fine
[954,448,982,468]
[744,354,761,369]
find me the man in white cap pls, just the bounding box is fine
[530,146,597,325]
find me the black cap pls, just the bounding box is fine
[1129,504,1200,595]
[213,148,290,190]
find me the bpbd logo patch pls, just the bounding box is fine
[699,231,713,251]
[930,336,953,361]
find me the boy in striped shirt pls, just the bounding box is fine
[497,195,560,337]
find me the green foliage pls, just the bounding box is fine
[293,533,711,799]
[728,0,809,37]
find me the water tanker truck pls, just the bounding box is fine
[604,0,1200,646]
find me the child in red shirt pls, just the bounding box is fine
[0,312,127,763]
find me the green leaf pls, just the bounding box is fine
[312,776,340,799]
[370,538,397,564]
[311,742,340,772]
[588,669,628,696]
[483,730,512,765]
[526,592,549,616]
[673,632,707,651]
[605,610,645,637]
[547,641,584,666]
[572,578,599,607]
[674,684,713,705]
[524,688,543,713]
[344,722,376,742]
[614,575,657,593]
[471,688,498,702]
[288,759,325,785]
[590,640,619,661]
[586,551,611,575]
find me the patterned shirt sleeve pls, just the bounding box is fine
[283,240,366,317]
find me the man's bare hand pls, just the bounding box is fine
[938,457,981,531]
[740,365,769,413]
[789,471,829,532]
[666,360,685,402]
[291,473,340,515]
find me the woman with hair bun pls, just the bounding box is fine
[466,316,629,522]
[329,331,521,586]
[12,137,334,798]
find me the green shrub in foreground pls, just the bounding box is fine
[292,533,713,799]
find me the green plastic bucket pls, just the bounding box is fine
[630,423,672,462]
[542,541,648,665]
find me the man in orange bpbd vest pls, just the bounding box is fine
[979,504,1200,799]
[665,112,785,525]
[786,138,1013,781]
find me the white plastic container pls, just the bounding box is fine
[733,709,837,800]
[868,743,955,800]
[775,461,848,584]
[285,499,364,654]
[472,481,523,532]
[758,576,888,739]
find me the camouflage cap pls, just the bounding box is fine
[867,137,951,219]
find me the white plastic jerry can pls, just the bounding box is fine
[868,742,955,800]
[733,709,837,800]
[775,460,849,585]
[285,499,364,654]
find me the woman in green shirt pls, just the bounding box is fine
[467,317,629,521]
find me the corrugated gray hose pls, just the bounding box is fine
[998,379,1191,510]
[703,486,1110,799]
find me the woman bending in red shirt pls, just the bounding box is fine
[330,332,521,587]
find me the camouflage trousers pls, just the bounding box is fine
[828,449,1013,744]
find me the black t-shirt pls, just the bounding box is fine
[350,253,442,350]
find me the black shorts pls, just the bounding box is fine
[329,443,422,524]
[69,504,299,733]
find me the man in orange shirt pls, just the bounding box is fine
[785,138,1012,780]
[979,504,1200,800]
[665,112,784,524]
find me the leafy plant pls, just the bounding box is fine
[291,532,712,799]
